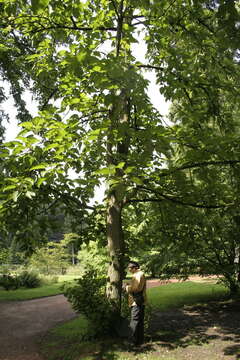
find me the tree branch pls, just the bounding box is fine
[31,25,117,34]
[116,0,124,57]
[159,160,240,177]
[137,64,164,71]
[132,21,147,26]
[48,186,95,210]
[158,193,228,209]
[110,0,120,19]
[40,88,58,110]
[36,198,60,215]
[135,186,231,209]
[128,198,164,203]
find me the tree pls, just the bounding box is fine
[0,0,240,314]
[29,238,71,274]
[77,240,108,275]
[64,232,81,265]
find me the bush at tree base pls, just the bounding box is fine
[63,268,153,339]
[63,269,120,338]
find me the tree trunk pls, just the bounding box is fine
[105,91,130,308]
[71,242,75,265]
[106,193,124,310]
[105,0,132,312]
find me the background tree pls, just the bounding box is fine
[29,238,71,274]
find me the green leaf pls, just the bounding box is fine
[29,164,47,171]
[116,162,125,169]
[31,0,49,13]
[2,185,17,192]
[44,143,61,151]
[36,178,47,187]
[131,177,143,185]
[11,191,19,202]
[124,167,135,174]
[95,167,115,176]
[0,149,9,158]
[25,191,35,199]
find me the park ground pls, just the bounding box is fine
[0,277,240,360]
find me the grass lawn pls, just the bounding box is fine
[54,274,81,282]
[40,281,230,360]
[0,283,62,301]
[148,281,227,310]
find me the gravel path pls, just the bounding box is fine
[0,295,76,360]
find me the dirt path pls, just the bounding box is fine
[0,295,76,360]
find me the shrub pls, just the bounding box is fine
[0,274,19,290]
[17,271,41,288]
[63,268,117,338]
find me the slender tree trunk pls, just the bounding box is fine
[237,249,240,283]
[71,243,75,265]
[106,90,130,308]
[105,0,132,312]
[106,193,124,308]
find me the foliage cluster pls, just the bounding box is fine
[0,248,10,264]
[77,240,108,276]
[0,274,19,290]
[29,239,72,275]
[17,270,41,288]
[63,269,119,338]
[0,270,41,291]
[124,200,240,294]
[27,236,107,277]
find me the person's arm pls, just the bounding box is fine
[126,272,145,293]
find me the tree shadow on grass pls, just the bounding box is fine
[147,299,240,358]
[41,300,240,360]
[81,300,240,360]
[224,344,240,359]
[88,338,157,360]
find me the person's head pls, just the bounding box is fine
[127,261,140,273]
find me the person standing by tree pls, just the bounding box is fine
[124,261,147,347]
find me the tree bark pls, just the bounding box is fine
[106,193,124,308]
[105,90,130,309]
[105,0,132,312]
[71,242,75,265]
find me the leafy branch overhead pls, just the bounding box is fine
[0,0,239,208]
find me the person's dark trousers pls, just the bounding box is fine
[130,304,145,345]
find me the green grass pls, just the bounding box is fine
[56,274,81,282]
[40,281,229,360]
[50,315,90,339]
[0,283,62,301]
[148,281,228,311]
